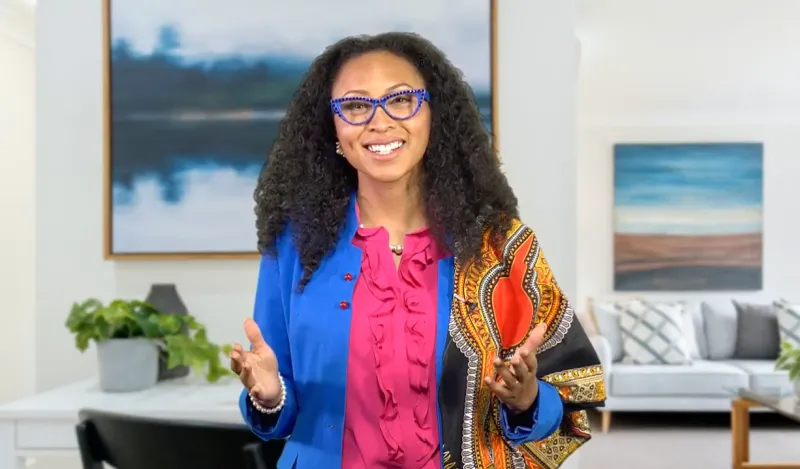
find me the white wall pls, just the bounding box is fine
[0,0,36,403]
[499,2,579,297]
[574,0,800,312]
[577,0,800,126]
[497,9,584,408]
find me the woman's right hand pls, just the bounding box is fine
[230,318,283,407]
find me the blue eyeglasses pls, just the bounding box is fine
[330,88,430,126]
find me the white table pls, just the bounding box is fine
[0,377,245,469]
[0,378,584,469]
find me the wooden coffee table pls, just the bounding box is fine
[731,388,800,469]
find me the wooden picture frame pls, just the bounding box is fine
[102,0,499,260]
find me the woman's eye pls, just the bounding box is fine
[342,102,369,110]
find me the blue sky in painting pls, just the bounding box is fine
[614,143,763,235]
[110,0,491,89]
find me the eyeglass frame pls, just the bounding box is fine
[329,88,430,126]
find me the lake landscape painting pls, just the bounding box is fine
[613,142,763,291]
[105,0,495,257]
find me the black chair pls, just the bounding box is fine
[75,408,285,469]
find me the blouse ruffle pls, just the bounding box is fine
[356,225,438,466]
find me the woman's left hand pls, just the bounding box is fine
[485,322,548,413]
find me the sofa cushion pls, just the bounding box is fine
[702,300,738,359]
[774,299,800,347]
[619,300,691,365]
[724,359,792,394]
[682,301,707,359]
[732,300,780,360]
[591,300,625,362]
[609,360,748,397]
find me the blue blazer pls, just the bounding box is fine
[239,196,564,469]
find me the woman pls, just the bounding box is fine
[230,32,605,469]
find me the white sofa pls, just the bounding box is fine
[589,298,793,432]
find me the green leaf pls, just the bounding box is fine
[775,355,791,371]
[166,347,183,369]
[74,330,93,352]
[776,341,800,382]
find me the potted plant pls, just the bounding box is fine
[66,298,232,392]
[775,341,800,398]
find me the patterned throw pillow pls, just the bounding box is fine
[774,299,800,347]
[618,300,692,365]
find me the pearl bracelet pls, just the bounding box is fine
[249,374,286,415]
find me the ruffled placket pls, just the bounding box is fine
[358,234,404,462]
[353,225,440,468]
[398,236,438,457]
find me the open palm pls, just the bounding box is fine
[485,322,547,413]
[230,318,282,406]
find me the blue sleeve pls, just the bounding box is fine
[239,253,297,440]
[500,380,563,445]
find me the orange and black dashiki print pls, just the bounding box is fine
[437,219,606,469]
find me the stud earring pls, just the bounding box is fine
[335,142,344,156]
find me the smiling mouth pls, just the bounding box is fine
[364,141,405,156]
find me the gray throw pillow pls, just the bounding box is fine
[732,300,781,360]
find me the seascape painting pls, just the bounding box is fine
[613,142,763,291]
[106,0,495,257]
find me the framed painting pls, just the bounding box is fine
[102,0,498,259]
[613,142,763,291]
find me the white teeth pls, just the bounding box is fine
[366,141,404,155]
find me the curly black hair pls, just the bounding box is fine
[254,32,519,288]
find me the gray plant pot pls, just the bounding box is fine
[96,338,159,392]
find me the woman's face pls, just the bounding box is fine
[331,51,431,184]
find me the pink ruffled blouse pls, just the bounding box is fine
[341,212,444,469]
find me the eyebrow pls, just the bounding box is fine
[341,83,416,97]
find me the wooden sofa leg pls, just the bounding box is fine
[601,411,611,433]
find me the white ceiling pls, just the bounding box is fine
[576,0,800,123]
